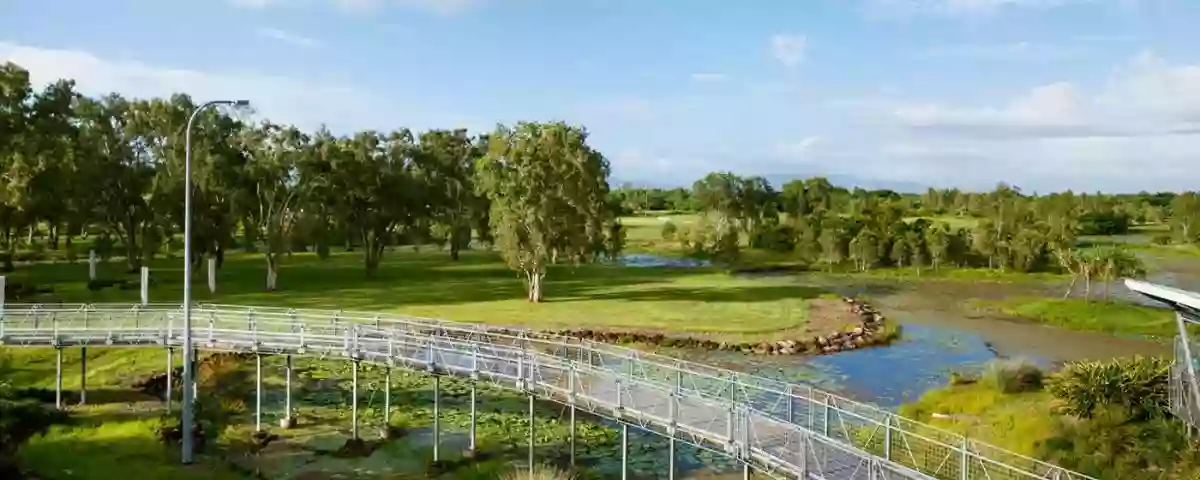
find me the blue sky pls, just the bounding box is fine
[3,0,1199,192]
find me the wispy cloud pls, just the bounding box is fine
[256,27,323,49]
[690,72,727,83]
[770,34,807,69]
[919,42,1079,60]
[229,0,278,9]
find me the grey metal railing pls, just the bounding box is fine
[0,303,1091,480]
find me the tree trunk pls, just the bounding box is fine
[1083,272,1092,302]
[1063,274,1078,300]
[265,254,280,291]
[49,224,59,250]
[526,271,544,302]
[2,228,12,272]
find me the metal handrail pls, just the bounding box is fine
[0,303,1092,480]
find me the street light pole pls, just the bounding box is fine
[182,99,249,464]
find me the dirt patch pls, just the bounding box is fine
[806,298,866,336]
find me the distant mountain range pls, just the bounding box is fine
[611,173,931,194]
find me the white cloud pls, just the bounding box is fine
[255,27,323,49]
[919,42,1078,61]
[690,72,727,83]
[0,41,420,133]
[868,51,1200,191]
[893,53,1200,139]
[774,136,822,158]
[770,34,807,69]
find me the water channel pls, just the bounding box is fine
[619,254,1174,408]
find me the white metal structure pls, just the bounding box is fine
[1123,278,1200,431]
[0,303,1092,480]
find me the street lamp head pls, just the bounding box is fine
[233,100,250,107]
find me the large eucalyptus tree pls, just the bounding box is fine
[475,122,618,302]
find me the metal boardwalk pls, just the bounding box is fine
[0,303,1091,480]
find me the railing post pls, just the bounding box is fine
[797,428,808,479]
[822,394,831,437]
[884,414,892,461]
[668,389,677,480]
[248,310,257,348]
[960,437,970,480]
[383,367,391,426]
[787,386,795,425]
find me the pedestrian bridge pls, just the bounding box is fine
[0,303,1091,480]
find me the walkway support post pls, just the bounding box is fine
[166,348,173,411]
[351,360,359,440]
[621,423,629,480]
[383,366,390,426]
[468,380,477,453]
[281,355,294,429]
[79,346,87,405]
[254,353,262,432]
[568,365,576,468]
[55,347,62,410]
[433,374,440,462]
[527,393,534,472]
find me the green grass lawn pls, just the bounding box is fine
[9,248,824,339]
[969,297,1176,337]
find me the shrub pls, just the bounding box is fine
[1046,356,1170,420]
[1151,234,1173,246]
[660,221,678,241]
[1037,407,1200,479]
[980,359,1044,394]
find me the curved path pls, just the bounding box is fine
[0,303,1091,480]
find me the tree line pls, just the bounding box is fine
[662,173,1169,299]
[0,62,619,299]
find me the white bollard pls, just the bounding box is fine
[207,257,216,294]
[140,267,149,306]
[88,250,97,281]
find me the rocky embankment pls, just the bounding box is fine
[539,297,896,356]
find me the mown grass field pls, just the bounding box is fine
[9,247,832,340]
